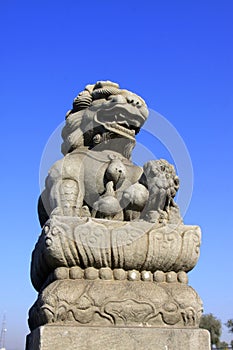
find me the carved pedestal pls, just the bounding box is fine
[26,216,210,349]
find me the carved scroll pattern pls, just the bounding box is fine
[28,280,203,331]
[142,227,182,271]
[31,217,201,291]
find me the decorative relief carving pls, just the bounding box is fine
[28,280,203,331]
[31,216,200,291]
[104,299,155,325]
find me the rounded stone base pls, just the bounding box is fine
[31,215,201,292]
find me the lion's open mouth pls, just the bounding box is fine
[105,120,135,139]
[95,109,142,140]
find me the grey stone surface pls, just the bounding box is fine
[26,326,211,350]
[27,81,210,349]
[38,80,182,228]
[28,279,203,331]
[31,215,201,292]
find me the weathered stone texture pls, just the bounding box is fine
[26,81,210,349]
[31,215,201,292]
[28,279,203,331]
[26,326,211,350]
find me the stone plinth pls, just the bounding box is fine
[26,325,211,350]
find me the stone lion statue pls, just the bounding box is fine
[38,81,180,226]
[28,81,203,337]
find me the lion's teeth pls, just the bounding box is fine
[105,121,135,137]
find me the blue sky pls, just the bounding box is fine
[0,1,233,349]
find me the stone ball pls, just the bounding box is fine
[166,271,177,283]
[53,267,69,280]
[141,270,152,281]
[84,267,99,280]
[128,270,140,281]
[153,270,165,282]
[177,271,188,284]
[69,266,84,279]
[99,267,113,280]
[113,268,127,280]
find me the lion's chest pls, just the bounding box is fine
[62,149,142,207]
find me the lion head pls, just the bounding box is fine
[61,81,149,158]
